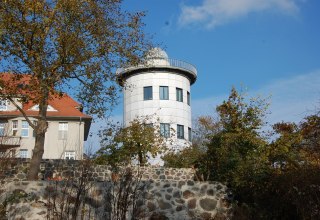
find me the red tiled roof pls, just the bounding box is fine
[0,73,91,119]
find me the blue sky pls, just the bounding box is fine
[86,0,320,150]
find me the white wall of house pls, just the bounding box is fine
[3,117,85,160]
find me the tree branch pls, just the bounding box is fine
[6,96,36,129]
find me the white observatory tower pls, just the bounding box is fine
[117,48,197,150]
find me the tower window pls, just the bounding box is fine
[159,86,169,100]
[176,88,183,102]
[187,91,190,105]
[144,86,153,100]
[160,123,170,138]
[177,124,184,139]
[188,127,192,141]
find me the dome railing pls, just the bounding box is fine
[116,58,197,77]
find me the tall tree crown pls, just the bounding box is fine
[0,0,151,117]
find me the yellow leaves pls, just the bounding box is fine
[24,0,46,14]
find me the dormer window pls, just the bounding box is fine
[0,100,9,111]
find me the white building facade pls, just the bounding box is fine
[0,73,92,161]
[117,48,197,150]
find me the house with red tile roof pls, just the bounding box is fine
[0,73,92,160]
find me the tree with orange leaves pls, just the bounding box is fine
[0,0,151,179]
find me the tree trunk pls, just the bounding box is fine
[138,151,143,166]
[137,143,145,166]
[27,87,49,180]
[27,118,47,180]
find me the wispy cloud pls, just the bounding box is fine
[192,69,320,125]
[257,70,320,124]
[179,0,300,29]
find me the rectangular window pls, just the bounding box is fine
[187,91,190,105]
[59,122,68,140]
[188,127,192,141]
[12,120,18,136]
[145,123,153,128]
[176,88,183,102]
[177,124,184,139]
[0,151,5,158]
[159,86,169,100]
[160,123,170,138]
[19,149,28,158]
[0,122,5,136]
[0,100,9,111]
[65,151,75,160]
[21,121,29,137]
[143,86,153,100]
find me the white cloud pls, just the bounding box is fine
[179,0,300,29]
[257,70,320,124]
[192,69,320,126]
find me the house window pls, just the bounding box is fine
[176,88,183,102]
[19,149,28,158]
[187,91,190,105]
[159,86,169,100]
[0,122,5,136]
[160,123,170,138]
[143,86,153,100]
[12,120,18,136]
[188,127,192,141]
[0,151,5,158]
[21,121,29,137]
[0,100,9,111]
[59,122,68,140]
[65,151,75,160]
[177,124,184,139]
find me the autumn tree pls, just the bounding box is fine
[205,87,269,184]
[249,111,320,219]
[96,116,169,166]
[162,116,220,180]
[0,0,151,179]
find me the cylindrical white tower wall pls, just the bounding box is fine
[123,70,192,142]
[118,48,197,155]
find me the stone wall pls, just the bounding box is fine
[0,160,232,219]
[1,159,195,183]
[1,180,231,220]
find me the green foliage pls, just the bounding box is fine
[217,87,268,133]
[162,144,203,168]
[163,87,320,219]
[206,87,269,186]
[162,143,213,181]
[0,0,152,179]
[96,116,167,167]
